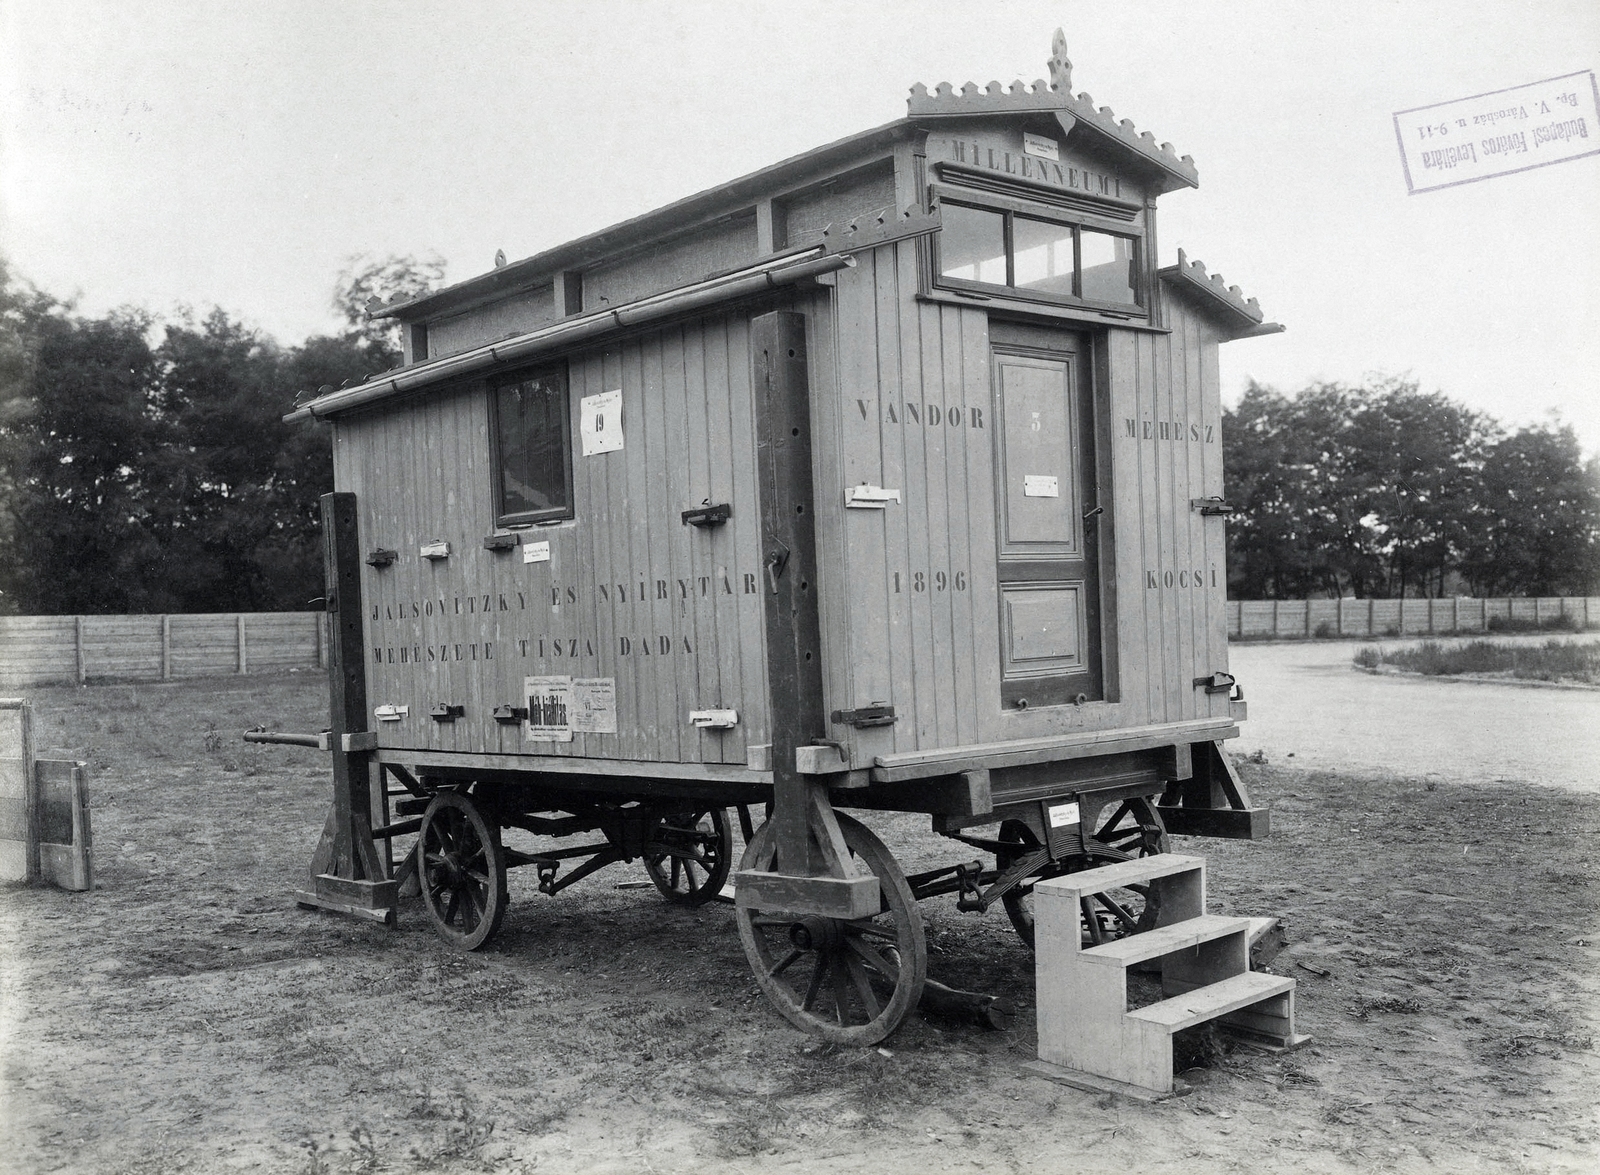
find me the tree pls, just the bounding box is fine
[331,252,446,362]
[0,254,450,614]
[1340,378,1492,599]
[1225,376,1509,599]
[0,302,172,613]
[1459,421,1600,595]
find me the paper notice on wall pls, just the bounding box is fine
[580,389,624,456]
[1024,474,1060,498]
[571,678,617,734]
[525,675,573,742]
[522,539,550,564]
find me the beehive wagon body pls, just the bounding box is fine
[280,40,1281,1044]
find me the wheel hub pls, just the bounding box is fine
[788,916,842,952]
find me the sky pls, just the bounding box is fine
[2,0,1597,450]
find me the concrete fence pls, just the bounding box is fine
[1227,596,1600,639]
[3,598,1597,686]
[0,613,330,688]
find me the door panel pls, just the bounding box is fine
[997,359,1079,554]
[992,339,1103,708]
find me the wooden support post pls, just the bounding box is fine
[1368,598,1375,636]
[1271,599,1280,637]
[755,199,781,255]
[160,615,172,680]
[296,492,395,922]
[74,616,85,684]
[237,614,248,674]
[731,311,875,919]
[314,611,325,669]
[1452,596,1459,633]
[0,699,39,883]
[1336,597,1344,636]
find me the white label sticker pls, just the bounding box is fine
[525,675,573,742]
[571,678,617,734]
[580,389,624,456]
[1048,801,1081,828]
[522,539,550,564]
[1024,474,1060,498]
[1023,132,1060,161]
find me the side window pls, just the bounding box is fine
[491,365,573,525]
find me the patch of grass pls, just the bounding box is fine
[1353,638,1600,684]
[1487,612,1589,634]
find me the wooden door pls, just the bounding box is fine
[991,337,1103,709]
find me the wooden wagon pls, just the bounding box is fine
[268,32,1285,1047]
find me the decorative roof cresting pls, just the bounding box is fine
[906,29,1198,189]
[1048,28,1073,93]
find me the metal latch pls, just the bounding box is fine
[492,704,529,724]
[482,533,519,551]
[420,540,451,560]
[681,502,732,528]
[831,704,897,728]
[1190,497,1236,516]
[429,703,465,722]
[1194,672,1237,695]
[365,548,397,568]
[845,484,902,509]
[374,704,408,722]
[764,542,790,594]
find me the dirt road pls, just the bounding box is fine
[2,674,1598,1174]
[1227,634,1600,793]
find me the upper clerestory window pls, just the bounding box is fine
[936,202,1142,311]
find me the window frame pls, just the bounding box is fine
[933,199,1145,316]
[488,362,575,528]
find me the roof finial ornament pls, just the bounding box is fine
[1048,28,1073,93]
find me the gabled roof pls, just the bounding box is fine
[906,29,1198,194]
[374,31,1200,324]
[1157,249,1284,339]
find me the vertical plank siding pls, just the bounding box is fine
[814,245,1238,764]
[335,311,770,766]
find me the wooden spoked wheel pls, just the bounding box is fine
[998,795,1169,950]
[735,813,927,1046]
[418,790,508,951]
[643,808,733,906]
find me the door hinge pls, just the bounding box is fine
[830,704,897,728]
[1190,497,1235,516]
[1194,672,1238,696]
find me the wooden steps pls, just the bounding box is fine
[1079,913,1249,968]
[1028,854,1307,1100]
[1128,970,1294,1032]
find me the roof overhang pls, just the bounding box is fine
[1157,250,1283,340]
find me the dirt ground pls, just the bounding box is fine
[2,671,1598,1174]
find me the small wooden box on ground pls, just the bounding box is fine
[0,699,93,891]
[276,30,1288,1049]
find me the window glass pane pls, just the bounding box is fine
[494,369,569,519]
[1013,217,1076,295]
[1080,230,1138,305]
[939,204,1006,285]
